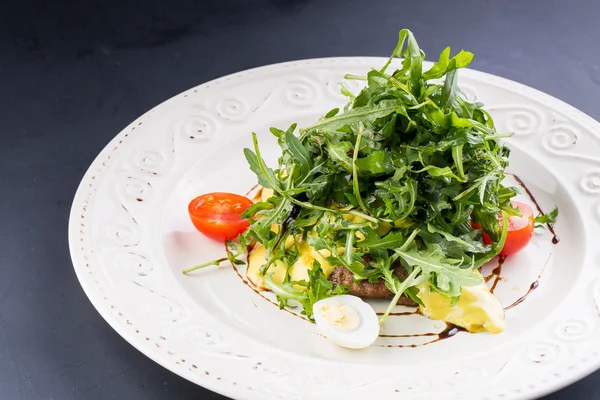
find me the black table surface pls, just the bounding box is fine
[2,0,600,399]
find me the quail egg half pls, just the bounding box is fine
[313,295,380,349]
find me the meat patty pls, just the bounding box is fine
[328,266,417,306]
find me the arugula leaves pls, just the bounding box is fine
[264,262,349,321]
[534,206,558,229]
[233,29,534,321]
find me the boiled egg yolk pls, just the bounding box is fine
[319,303,361,331]
[313,295,379,349]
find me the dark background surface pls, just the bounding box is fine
[1,0,600,399]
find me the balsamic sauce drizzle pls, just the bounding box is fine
[375,323,465,348]
[502,251,552,311]
[482,175,558,304]
[488,254,507,294]
[511,174,560,244]
[504,281,539,311]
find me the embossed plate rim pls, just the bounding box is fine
[69,56,600,400]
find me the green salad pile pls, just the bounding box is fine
[188,29,542,322]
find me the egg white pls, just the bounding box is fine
[313,295,380,349]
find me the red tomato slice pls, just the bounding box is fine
[472,201,534,256]
[188,192,253,241]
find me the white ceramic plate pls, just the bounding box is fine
[69,57,600,400]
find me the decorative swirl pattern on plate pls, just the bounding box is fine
[580,171,600,194]
[102,220,140,247]
[325,76,364,100]
[161,326,238,355]
[132,150,169,175]
[109,251,154,277]
[252,360,290,379]
[544,124,579,150]
[186,327,228,347]
[175,114,217,141]
[116,176,152,203]
[554,319,594,341]
[282,78,319,107]
[137,291,191,325]
[216,98,249,121]
[491,106,545,136]
[521,342,561,365]
[537,114,600,165]
[459,84,478,102]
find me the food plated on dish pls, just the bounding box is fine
[183,29,558,350]
[69,17,600,397]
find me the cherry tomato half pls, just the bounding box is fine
[188,192,253,241]
[472,201,535,256]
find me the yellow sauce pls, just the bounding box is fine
[247,241,334,290]
[249,188,505,334]
[417,275,505,334]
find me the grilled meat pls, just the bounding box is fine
[328,266,417,306]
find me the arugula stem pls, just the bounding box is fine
[285,164,296,183]
[340,83,356,99]
[398,229,419,251]
[407,100,434,110]
[452,172,495,202]
[352,126,370,215]
[389,77,417,103]
[301,106,399,133]
[296,199,378,223]
[345,230,355,266]
[452,145,465,180]
[252,133,284,192]
[379,266,422,324]
[182,249,245,275]
[344,74,367,80]
[346,209,378,223]
[484,133,513,140]
[485,149,501,168]
[260,165,295,275]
